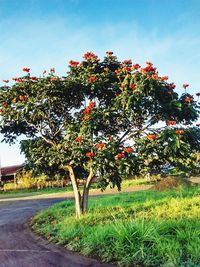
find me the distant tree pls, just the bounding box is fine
[0,52,199,217]
[136,127,200,177]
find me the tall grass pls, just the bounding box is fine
[32,185,200,266]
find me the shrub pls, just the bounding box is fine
[3,171,70,191]
[154,176,192,191]
[3,171,48,191]
[17,171,38,189]
[3,182,18,191]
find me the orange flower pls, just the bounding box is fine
[82,102,96,120]
[75,136,82,143]
[124,147,134,153]
[160,76,168,81]
[86,152,95,158]
[96,143,105,149]
[89,75,96,83]
[83,107,91,115]
[147,134,157,140]
[106,51,113,55]
[83,115,89,121]
[133,64,140,70]
[89,101,96,108]
[19,95,28,101]
[166,120,177,125]
[184,96,193,103]
[30,76,37,81]
[152,74,159,80]
[141,65,156,73]
[123,59,132,65]
[115,153,125,159]
[22,67,30,72]
[83,102,96,114]
[129,84,136,90]
[83,52,99,62]
[0,109,3,113]
[123,67,131,72]
[168,83,176,89]
[50,77,57,81]
[115,68,123,74]
[69,60,79,67]
[183,84,189,89]
[175,129,184,135]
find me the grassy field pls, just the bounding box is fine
[0,178,147,198]
[32,185,200,267]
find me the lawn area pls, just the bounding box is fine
[32,185,200,267]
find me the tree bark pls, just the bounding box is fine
[62,165,82,218]
[82,167,94,213]
[62,165,94,218]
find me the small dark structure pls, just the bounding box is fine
[0,164,24,183]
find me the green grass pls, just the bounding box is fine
[0,178,147,198]
[32,185,200,267]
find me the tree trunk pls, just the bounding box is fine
[82,167,94,213]
[62,165,94,218]
[63,165,82,218]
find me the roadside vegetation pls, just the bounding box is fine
[32,184,200,267]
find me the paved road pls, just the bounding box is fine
[0,197,115,267]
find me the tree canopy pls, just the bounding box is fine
[0,51,200,216]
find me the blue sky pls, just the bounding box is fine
[0,0,200,166]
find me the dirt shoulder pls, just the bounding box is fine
[0,184,152,203]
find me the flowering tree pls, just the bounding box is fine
[0,52,200,217]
